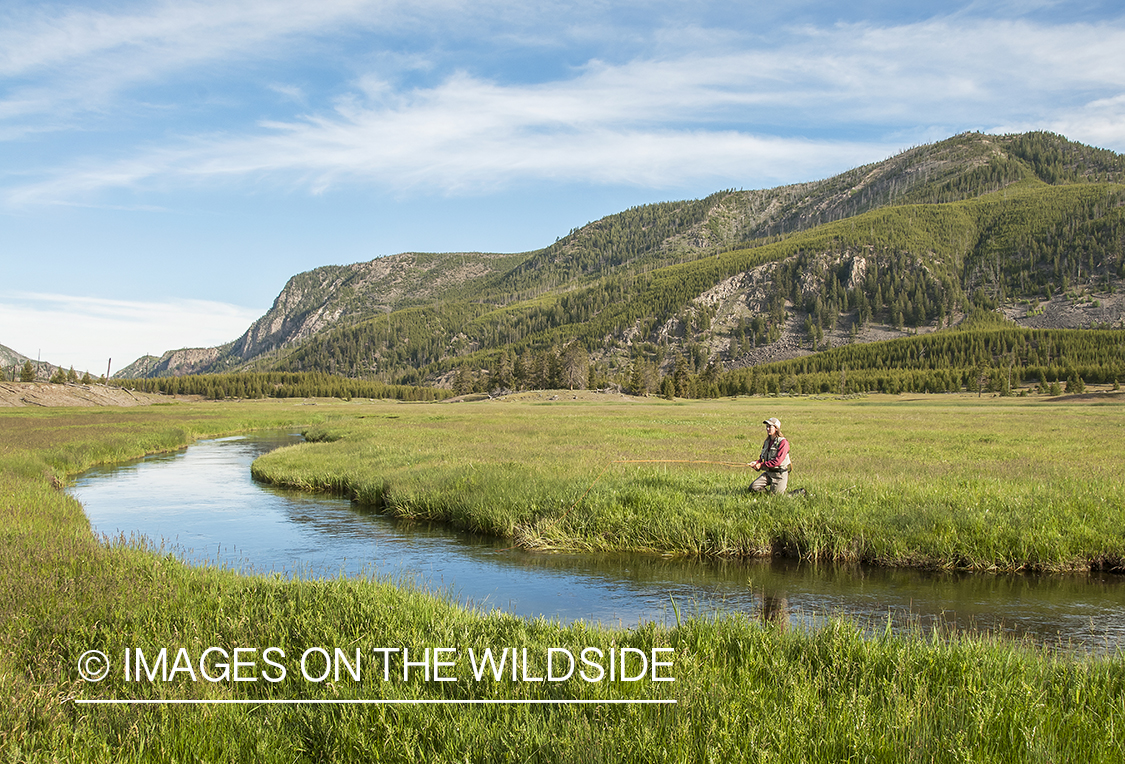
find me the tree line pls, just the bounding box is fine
[712,317,1125,398]
[113,372,451,401]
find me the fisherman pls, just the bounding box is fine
[749,417,790,494]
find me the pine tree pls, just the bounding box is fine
[672,356,691,398]
[491,350,514,392]
[560,344,588,390]
[453,364,473,395]
[629,359,651,396]
[20,361,34,382]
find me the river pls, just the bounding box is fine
[70,432,1125,653]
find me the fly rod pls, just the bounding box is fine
[565,458,752,517]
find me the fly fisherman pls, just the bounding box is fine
[749,417,790,494]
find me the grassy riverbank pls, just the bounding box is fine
[253,393,1125,573]
[2,398,1124,761]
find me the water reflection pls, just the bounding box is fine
[760,594,789,630]
[71,433,1125,653]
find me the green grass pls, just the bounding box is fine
[252,394,1125,572]
[2,397,1124,762]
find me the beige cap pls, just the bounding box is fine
[763,417,781,428]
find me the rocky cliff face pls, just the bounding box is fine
[227,264,354,362]
[115,346,224,378]
[227,250,523,362]
[117,250,525,377]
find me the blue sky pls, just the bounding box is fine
[2,0,1124,374]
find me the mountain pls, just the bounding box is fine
[114,251,528,379]
[0,343,76,383]
[113,347,224,379]
[117,131,1125,387]
[1,343,35,380]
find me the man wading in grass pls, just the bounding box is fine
[749,417,790,494]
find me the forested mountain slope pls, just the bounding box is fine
[116,132,1125,389]
[272,177,1125,388]
[478,131,1125,294]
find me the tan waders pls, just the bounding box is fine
[749,468,788,495]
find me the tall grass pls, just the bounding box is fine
[253,395,1125,572]
[2,398,1123,761]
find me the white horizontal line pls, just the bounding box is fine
[75,698,676,705]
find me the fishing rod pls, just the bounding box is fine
[565,458,752,517]
[613,459,751,468]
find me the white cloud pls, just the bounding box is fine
[0,0,410,133]
[4,57,891,203]
[0,292,262,374]
[0,0,384,77]
[267,83,308,105]
[3,11,1124,205]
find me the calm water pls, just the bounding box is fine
[71,433,1125,652]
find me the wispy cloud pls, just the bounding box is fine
[0,0,413,136]
[0,0,400,79]
[0,292,262,373]
[0,0,611,128]
[3,86,886,205]
[6,15,1125,205]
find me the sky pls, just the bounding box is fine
[2,1,1125,375]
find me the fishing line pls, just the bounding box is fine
[613,459,751,468]
[564,459,751,517]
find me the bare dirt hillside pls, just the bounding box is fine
[0,382,175,407]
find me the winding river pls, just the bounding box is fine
[70,433,1125,653]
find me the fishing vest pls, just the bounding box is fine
[759,437,791,472]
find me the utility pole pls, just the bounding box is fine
[106,358,112,383]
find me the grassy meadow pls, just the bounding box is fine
[1,394,1124,762]
[253,392,1125,573]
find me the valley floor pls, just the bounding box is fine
[2,398,1123,761]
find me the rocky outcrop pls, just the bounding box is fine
[115,346,224,378]
[116,250,522,377]
[227,251,519,362]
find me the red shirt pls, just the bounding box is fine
[759,437,789,469]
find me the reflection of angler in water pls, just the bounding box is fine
[759,592,789,629]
